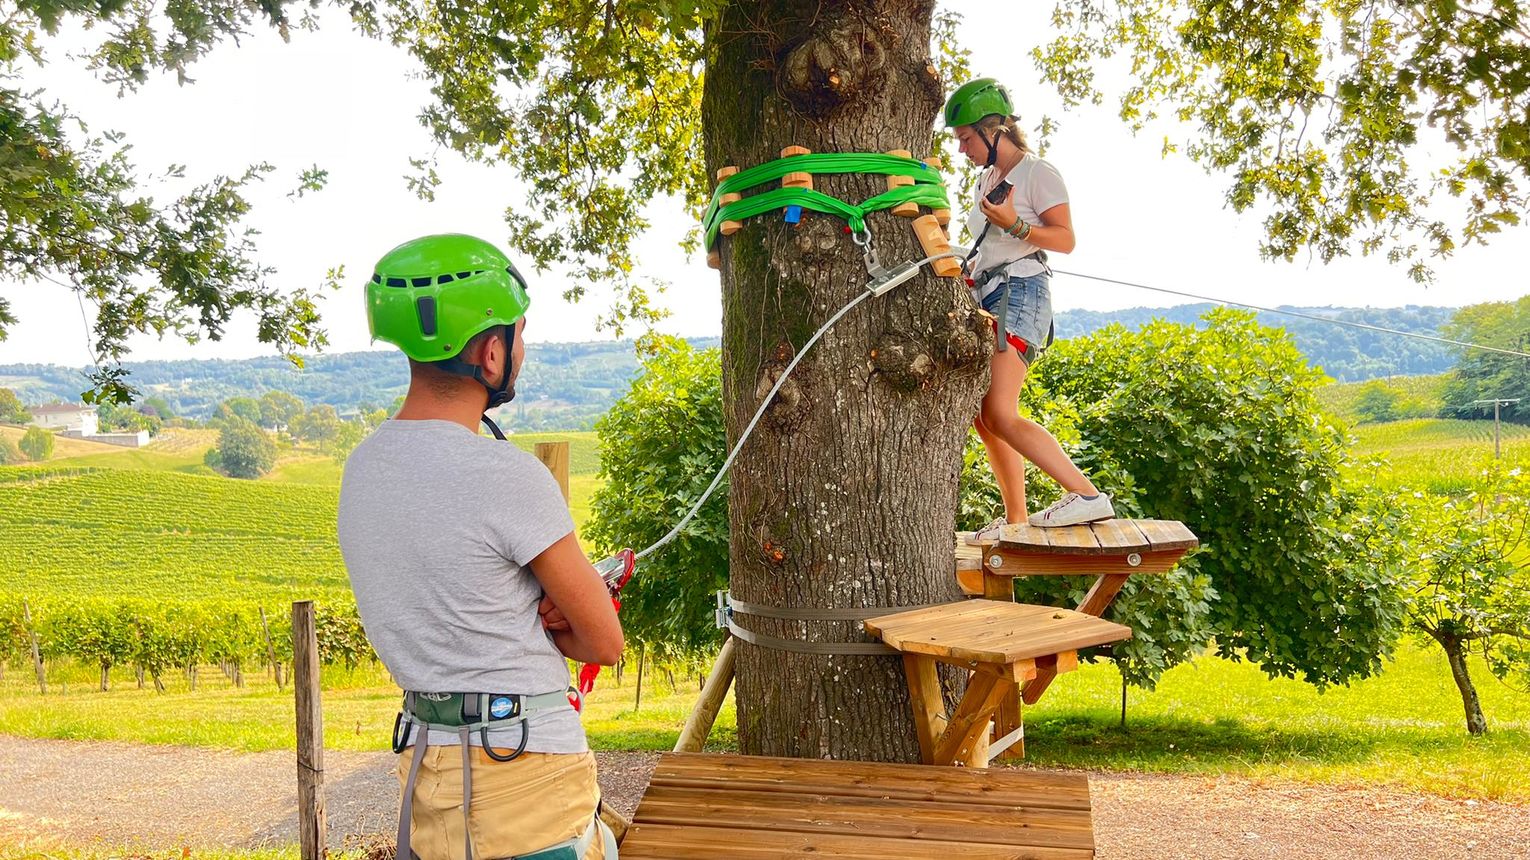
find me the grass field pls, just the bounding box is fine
[1347,417,1530,493]
[1,430,604,603]
[0,642,1521,801]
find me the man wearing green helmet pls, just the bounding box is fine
[944,80,1116,535]
[339,234,623,860]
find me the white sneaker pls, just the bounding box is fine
[1028,493,1114,528]
[965,516,1009,545]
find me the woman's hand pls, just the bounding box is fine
[978,187,1018,231]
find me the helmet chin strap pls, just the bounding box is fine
[437,324,518,440]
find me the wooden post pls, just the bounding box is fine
[292,601,326,860]
[534,441,571,503]
[885,150,920,217]
[673,637,736,753]
[260,607,284,691]
[22,599,45,695]
[633,643,646,712]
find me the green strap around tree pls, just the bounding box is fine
[702,153,952,250]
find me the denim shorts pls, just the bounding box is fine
[980,273,1053,363]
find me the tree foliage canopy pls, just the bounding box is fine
[10,1,1525,401]
[1033,0,1529,280]
[1440,296,1530,423]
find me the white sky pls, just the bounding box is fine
[2,3,1525,368]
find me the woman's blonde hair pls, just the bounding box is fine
[972,114,1030,156]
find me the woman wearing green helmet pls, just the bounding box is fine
[945,79,1115,536]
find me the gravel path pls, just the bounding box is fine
[1,734,1524,858]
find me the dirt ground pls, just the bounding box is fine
[1,734,1524,859]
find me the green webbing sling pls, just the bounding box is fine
[701,153,952,250]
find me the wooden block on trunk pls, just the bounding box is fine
[886,149,919,217]
[913,214,963,277]
[715,165,743,236]
[780,146,812,191]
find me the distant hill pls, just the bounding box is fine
[1,304,1457,430]
[1053,303,1456,380]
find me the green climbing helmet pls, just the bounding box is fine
[366,233,530,362]
[943,78,1014,128]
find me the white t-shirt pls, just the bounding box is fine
[965,152,1069,291]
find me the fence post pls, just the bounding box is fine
[260,607,283,691]
[293,600,326,860]
[22,599,45,694]
[534,441,571,503]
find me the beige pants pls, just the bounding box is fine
[396,748,605,860]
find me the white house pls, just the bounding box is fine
[29,404,98,436]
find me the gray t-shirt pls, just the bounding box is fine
[337,418,586,752]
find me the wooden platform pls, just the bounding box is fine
[867,600,1131,766]
[956,519,1200,594]
[951,518,1200,760]
[621,752,1095,859]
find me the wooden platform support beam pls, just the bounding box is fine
[673,636,736,753]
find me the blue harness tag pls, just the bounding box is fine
[489,696,515,719]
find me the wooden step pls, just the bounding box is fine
[623,752,1095,858]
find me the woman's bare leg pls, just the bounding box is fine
[980,348,1098,496]
[975,413,1027,520]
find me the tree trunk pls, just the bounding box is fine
[705,0,987,761]
[99,663,109,692]
[1435,631,1488,735]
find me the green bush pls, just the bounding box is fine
[585,337,729,660]
[0,436,23,465]
[1022,308,1406,688]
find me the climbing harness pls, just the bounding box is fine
[392,690,618,860]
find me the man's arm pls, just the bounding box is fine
[528,532,625,665]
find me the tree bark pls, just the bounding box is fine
[704,0,987,761]
[1434,631,1488,735]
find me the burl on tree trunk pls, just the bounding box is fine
[704,0,990,761]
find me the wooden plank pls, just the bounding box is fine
[865,601,1004,642]
[987,547,1189,576]
[1041,524,1101,552]
[1087,518,1150,552]
[982,569,1016,601]
[903,654,948,764]
[1077,573,1129,618]
[650,753,1092,809]
[872,601,1131,665]
[632,786,1095,849]
[994,522,1053,549]
[1134,518,1200,552]
[934,673,1014,765]
[991,684,1024,762]
[621,824,1095,860]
